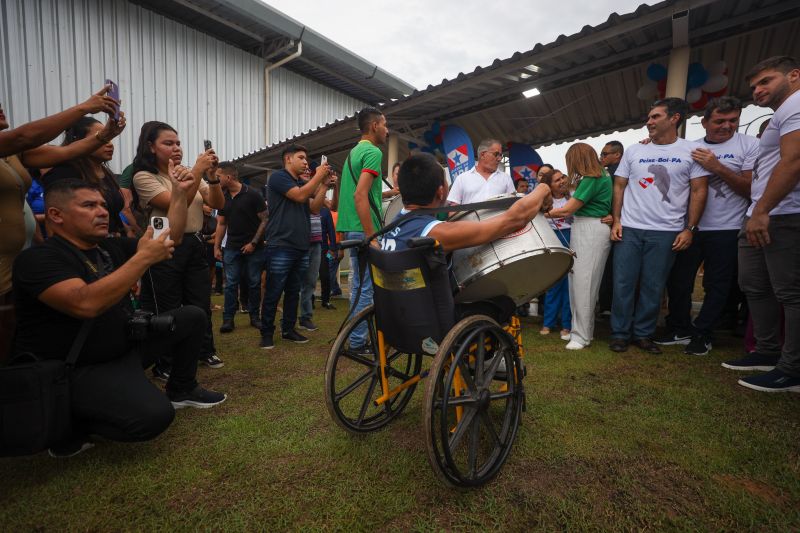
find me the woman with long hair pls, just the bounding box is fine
[547,143,613,350]
[132,121,224,372]
[41,115,135,236]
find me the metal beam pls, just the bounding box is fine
[297,57,387,102]
[170,0,263,42]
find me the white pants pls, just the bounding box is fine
[568,216,612,346]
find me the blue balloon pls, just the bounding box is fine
[421,146,434,154]
[423,130,435,145]
[408,142,418,149]
[431,121,441,136]
[686,62,708,89]
[647,63,667,82]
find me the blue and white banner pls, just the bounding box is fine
[442,125,474,181]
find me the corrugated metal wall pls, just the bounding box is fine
[268,67,364,145]
[0,0,366,172]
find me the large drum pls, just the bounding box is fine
[450,194,574,305]
[381,195,404,226]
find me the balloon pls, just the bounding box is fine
[636,81,658,101]
[431,121,441,135]
[657,78,667,93]
[709,60,727,76]
[408,142,418,149]
[647,63,668,81]
[691,92,708,110]
[434,134,443,145]
[686,87,703,104]
[421,146,434,154]
[687,62,708,89]
[423,130,435,145]
[702,74,728,94]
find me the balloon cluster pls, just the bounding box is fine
[636,60,729,109]
[408,120,447,156]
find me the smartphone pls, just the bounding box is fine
[105,79,120,120]
[321,154,327,166]
[204,139,213,151]
[151,216,169,239]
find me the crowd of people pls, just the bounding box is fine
[0,54,797,457]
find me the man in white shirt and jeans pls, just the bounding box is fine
[727,56,800,393]
[609,98,709,354]
[447,139,515,204]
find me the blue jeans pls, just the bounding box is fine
[611,227,678,340]
[259,246,309,338]
[543,228,571,329]
[346,231,373,347]
[223,247,265,320]
[299,242,322,321]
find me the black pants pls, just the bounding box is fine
[68,305,203,443]
[665,229,738,338]
[319,250,332,305]
[139,234,216,358]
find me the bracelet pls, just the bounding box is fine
[206,179,221,185]
[95,132,111,143]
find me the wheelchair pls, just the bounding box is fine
[324,237,527,488]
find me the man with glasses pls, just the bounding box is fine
[447,139,515,204]
[600,141,624,175]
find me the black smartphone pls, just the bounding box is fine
[204,139,213,151]
[105,79,120,120]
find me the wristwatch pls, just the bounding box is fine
[686,225,698,233]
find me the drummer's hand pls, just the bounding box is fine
[611,221,623,241]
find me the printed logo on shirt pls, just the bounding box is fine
[708,175,728,198]
[647,164,671,203]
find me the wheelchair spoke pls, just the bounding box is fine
[489,390,514,401]
[445,395,478,407]
[356,375,378,425]
[455,359,478,395]
[479,410,502,448]
[448,405,478,451]
[484,350,505,382]
[467,415,481,478]
[340,350,375,368]
[385,364,413,381]
[334,369,374,403]
[475,331,486,382]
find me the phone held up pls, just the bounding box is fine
[204,139,213,151]
[105,79,121,121]
[151,216,170,239]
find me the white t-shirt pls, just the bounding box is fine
[547,196,573,230]
[615,138,709,231]
[748,89,800,217]
[447,166,515,204]
[693,133,758,230]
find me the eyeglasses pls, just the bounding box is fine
[600,151,616,157]
[483,151,503,158]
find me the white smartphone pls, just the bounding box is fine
[151,216,169,239]
[321,154,327,165]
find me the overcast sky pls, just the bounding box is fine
[264,0,770,168]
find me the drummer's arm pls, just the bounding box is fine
[547,197,584,218]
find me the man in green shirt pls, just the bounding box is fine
[338,107,388,351]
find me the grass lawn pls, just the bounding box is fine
[1,294,798,531]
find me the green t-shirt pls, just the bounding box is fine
[572,172,612,218]
[118,163,134,189]
[337,140,383,233]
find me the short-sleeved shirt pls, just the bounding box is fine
[380,210,442,252]
[0,155,31,295]
[338,140,384,232]
[12,236,137,365]
[572,172,612,218]
[693,133,758,230]
[615,139,709,231]
[547,196,573,230]
[264,169,310,250]
[749,89,800,216]
[219,185,266,249]
[447,166,515,204]
[133,170,208,233]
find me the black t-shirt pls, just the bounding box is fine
[264,170,310,250]
[42,165,126,235]
[12,236,137,365]
[219,185,266,249]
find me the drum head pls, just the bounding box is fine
[382,195,404,226]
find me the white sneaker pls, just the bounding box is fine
[565,340,585,350]
[560,332,571,341]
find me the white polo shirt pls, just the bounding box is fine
[446,166,515,204]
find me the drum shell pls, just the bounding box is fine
[450,199,573,305]
[382,195,403,226]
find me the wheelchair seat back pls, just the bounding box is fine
[367,243,454,356]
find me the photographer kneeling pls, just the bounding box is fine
[12,168,226,458]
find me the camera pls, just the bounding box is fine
[128,310,176,341]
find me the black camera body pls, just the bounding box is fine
[128,310,176,341]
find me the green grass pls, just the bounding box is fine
[1,295,799,531]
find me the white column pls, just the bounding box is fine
[387,134,399,186]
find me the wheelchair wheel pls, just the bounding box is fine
[325,304,423,434]
[424,314,523,488]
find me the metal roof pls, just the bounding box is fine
[234,0,800,177]
[127,0,415,103]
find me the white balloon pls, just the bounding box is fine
[637,81,658,100]
[686,87,703,104]
[702,74,728,93]
[709,60,727,76]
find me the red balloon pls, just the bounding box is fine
[705,87,728,98]
[434,134,443,145]
[691,92,709,110]
[657,78,667,92]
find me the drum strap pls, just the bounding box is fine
[345,154,384,230]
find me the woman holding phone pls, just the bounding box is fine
[133,121,224,372]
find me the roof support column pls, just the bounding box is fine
[665,8,690,137]
[387,134,399,186]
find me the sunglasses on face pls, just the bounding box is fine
[484,151,502,158]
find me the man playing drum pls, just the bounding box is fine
[381,153,551,252]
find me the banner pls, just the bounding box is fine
[442,125,474,181]
[508,142,544,191]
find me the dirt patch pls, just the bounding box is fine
[715,475,789,506]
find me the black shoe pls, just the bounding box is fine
[152,362,171,382]
[281,329,309,343]
[168,386,227,409]
[260,336,275,350]
[48,438,94,458]
[652,330,692,345]
[632,338,662,354]
[219,319,235,333]
[609,339,629,352]
[722,352,780,371]
[298,319,318,331]
[685,335,711,356]
[346,344,375,358]
[738,368,800,393]
[321,302,336,310]
[250,316,262,329]
[201,354,225,369]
